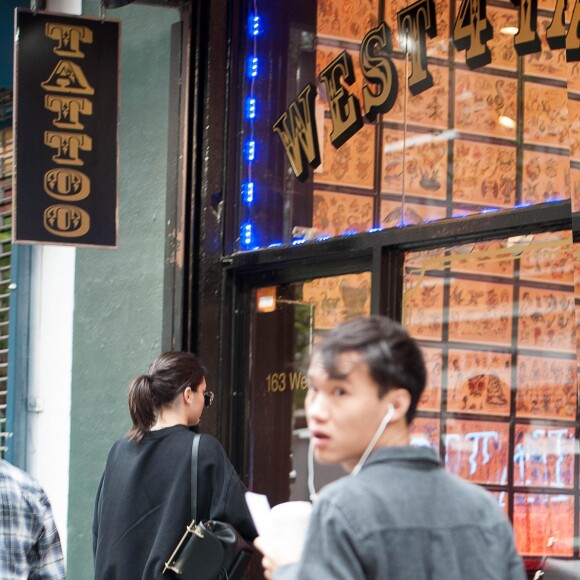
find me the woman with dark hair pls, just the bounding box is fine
[92,352,256,579]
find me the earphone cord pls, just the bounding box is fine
[307,436,317,500]
[351,405,395,477]
[307,404,395,498]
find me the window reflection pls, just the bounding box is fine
[403,230,578,558]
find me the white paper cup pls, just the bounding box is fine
[264,501,313,564]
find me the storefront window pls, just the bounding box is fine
[403,230,578,561]
[235,0,578,250]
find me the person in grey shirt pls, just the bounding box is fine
[255,315,526,580]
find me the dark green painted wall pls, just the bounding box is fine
[67,3,181,577]
[0,1,27,89]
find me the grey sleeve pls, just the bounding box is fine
[274,497,366,580]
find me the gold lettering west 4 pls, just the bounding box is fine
[568,0,580,61]
[397,0,437,95]
[272,83,321,182]
[453,0,493,68]
[318,51,363,149]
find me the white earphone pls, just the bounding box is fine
[351,403,395,476]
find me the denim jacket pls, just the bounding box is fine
[276,446,526,580]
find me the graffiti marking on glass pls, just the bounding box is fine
[445,419,509,484]
[514,426,575,488]
[42,22,93,237]
[467,431,504,478]
[445,430,507,482]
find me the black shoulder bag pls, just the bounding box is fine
[163,434,253,579]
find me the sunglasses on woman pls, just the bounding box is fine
[203,391,215,408]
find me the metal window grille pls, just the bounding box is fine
[0,90,13,457]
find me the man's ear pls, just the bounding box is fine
[385,388,411,421]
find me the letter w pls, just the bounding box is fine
[273,83,321,182]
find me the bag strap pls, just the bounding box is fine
[191,433,201,522]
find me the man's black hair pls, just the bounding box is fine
[315,315,426,423]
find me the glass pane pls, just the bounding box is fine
[246,272,371,506]
[234,0,575,250]
[402,230,578,562]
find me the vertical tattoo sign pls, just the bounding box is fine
[14,10,119,247]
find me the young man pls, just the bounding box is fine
[255,315,526,580]
[0,459,66,579]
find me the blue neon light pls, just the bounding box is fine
[245,140,256,161]
[249,14,261,36]
[242,181,254,204]
[241,222,254,247]
[246,97,256,119]
[248,57,259,78]
[241,9,262,250]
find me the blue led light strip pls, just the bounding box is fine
[241,1,261,249]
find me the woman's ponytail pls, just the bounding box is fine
[126,352,207,442]
[128,374,156,442]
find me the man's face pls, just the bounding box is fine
[305,350,391,472]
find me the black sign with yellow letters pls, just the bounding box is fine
[14,9,119,247]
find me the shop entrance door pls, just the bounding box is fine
[243,272,372,507]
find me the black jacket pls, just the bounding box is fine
[93,425,257,579]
